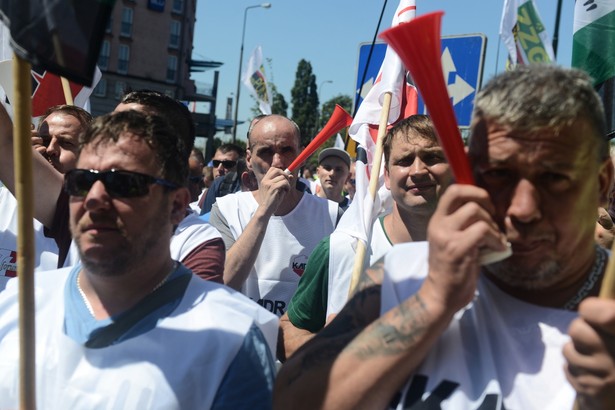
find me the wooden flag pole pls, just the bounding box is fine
[60,77,74,106]
[14,53,36,410]
[347,91,392,297]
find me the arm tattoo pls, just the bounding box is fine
[347,292,429,359]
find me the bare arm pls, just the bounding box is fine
[216,167,293,290]
[274,185,509,410]
[278,313,315,361]
[0,103,63,228]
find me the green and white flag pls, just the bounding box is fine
[573,0,615,138]
[500,0,554,66]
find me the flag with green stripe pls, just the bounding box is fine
[573,0,615,138]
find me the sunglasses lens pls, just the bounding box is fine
[65,170,96,197]
[213,160,236,169]
[107,171,149,197]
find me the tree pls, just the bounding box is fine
[271,83,288,116]
[320,94,353,129]
[291,59,319,147]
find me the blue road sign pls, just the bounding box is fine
[355,34,487,128]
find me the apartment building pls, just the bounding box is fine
[90,0,217,139]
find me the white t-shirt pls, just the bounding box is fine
[326,216,393,316]
[381,242,577,410]
[214,191,338,316]
[0,187,59,290]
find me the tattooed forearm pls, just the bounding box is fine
[347,293,429,359]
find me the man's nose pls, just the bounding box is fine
[46,138,59,157]
[272,152,285,168]
[83,181,112,212]
[409,157,428,176]
[507,178,541,223]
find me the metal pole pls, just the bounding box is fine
[232,4,271,143]
[552,0,563,59]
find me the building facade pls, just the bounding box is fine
[90,0,217,140]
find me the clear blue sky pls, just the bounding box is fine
[192,0,574,142]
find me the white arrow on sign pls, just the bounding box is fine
[441,47,474,106]
[359,77,375,100]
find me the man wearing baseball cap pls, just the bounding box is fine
[314,147,352,210]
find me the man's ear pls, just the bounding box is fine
[384,165,391,190]
[598,156,614,207]
[170,187,190,225]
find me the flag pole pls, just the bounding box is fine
[347,91,392,296]
[13,53,36,409]
[60,77,74,105]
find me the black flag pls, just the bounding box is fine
[0,0,115,86]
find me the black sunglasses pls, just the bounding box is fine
[64,169,179,198]
[212,159,237,169]
[188,175,203,184]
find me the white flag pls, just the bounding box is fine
[242,45,272,115]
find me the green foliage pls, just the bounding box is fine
[291,59,319,147]
[272,87,288,116]
[320,94,353,128]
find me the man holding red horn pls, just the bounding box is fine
[275,65,615,410]
[209,114,340,316]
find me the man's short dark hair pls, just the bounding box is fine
[471,65,609,161]
[80,110,188,186]
[120,90,195,158]
[217,143,245,158]
[383,114,437,167]
[39,104,93,132]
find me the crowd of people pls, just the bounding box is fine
[0,64,613,409]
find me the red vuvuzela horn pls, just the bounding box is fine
[286,104,353,173]
[379,11,474,185]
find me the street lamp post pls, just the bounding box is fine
[317,80,332,130]
[232,3,271,143]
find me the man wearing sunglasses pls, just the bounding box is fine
[210,115,340,317]
[212,143,243,179]
[0,110,278,408]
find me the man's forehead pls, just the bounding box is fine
[393,135,441,151]
[470,119,597,163]
[250,116,299,144]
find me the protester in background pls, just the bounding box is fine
[0,104,93,274]
[0,110,278,408]
[210,115,340,316]
[313,147,352,211]
[276,65,615,410]
[188,147,206,207]
[279,115,452,360]
[212,143,243,179]
[344,159,356,201]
